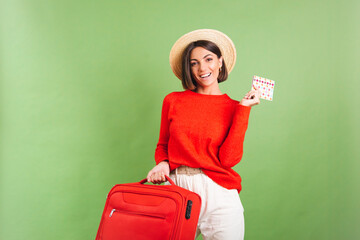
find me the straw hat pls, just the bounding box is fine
[169,29,237,80]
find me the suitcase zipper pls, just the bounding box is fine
[109,208,166,219]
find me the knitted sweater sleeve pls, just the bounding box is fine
[219,104,251,168]
[154,94,172,165]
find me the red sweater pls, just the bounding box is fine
[154,89,251,192]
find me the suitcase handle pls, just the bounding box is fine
[139,175,176,185]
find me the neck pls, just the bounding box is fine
[194,85,223,95]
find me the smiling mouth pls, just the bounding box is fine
[200,73,211,78]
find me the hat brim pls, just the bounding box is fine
[169,29,236,81]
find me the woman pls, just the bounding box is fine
[147,29,260,240]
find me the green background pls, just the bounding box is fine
[1,0,359,239]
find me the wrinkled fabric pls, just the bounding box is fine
[155,90,251,192]
[166,167,245,240]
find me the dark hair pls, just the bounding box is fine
[181,40,228,90]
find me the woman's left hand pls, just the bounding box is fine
[239,85,261,107]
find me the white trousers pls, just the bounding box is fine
[167,166,245,240]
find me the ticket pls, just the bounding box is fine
[252,75,275,101]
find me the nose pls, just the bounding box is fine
[199,62,206,72]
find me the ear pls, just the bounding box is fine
[219,56,223,68]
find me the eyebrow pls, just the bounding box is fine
[190,54,212,61]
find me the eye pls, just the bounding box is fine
[206,58,213,62]
[190,62,197,67]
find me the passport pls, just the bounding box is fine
[252,75,275,101]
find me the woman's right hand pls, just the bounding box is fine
[147,160,170,184]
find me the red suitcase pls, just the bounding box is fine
[95,176,201,240]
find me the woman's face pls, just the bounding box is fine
[190,47,223,89]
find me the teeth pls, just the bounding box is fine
[200,73,211,78]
